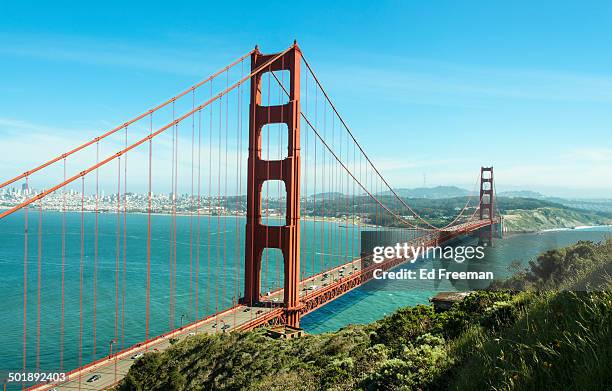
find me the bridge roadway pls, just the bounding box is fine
[28,219,496,391]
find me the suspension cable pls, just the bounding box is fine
[0,50,257,191]
[0,45,294,220]
[300,53,482,231]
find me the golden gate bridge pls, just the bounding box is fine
[0,42,500,390]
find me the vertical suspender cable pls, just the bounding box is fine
[328,102,333,269]
[216,97,222,319]
[60,161,66,370]
[23,176,29,376]
[195,105,202,324]
[115,158,121,343]
[36,202,42,371]
[332,99,338,270]
[223,69,229,311]
[352,140,356,260]
[78,176,85,391]
[277,60,284,292]
[234,63,242,326]
[122,126,128,349]
[189,90,195,321]
[303,67,308,278]
[265,69,271,298]
[195,108,202,328]
[312,85,317,279]
[169,101,176,330]
[146,114,153,344]
[93,141,99,358]
[206,82,212,319]
[173,102,179,330]
[320,88,325,274]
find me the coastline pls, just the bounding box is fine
[0,207,367,226]
[2,206,611,233]
[506,224,612,235]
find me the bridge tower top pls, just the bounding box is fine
[480,166,494,221]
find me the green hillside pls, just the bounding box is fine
[503,206,612,232]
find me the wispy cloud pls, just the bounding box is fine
[0,116,251,194]
[315,55,612,107]
[561,147,612,162]
[0,32,243,76]
[374,156,475,172]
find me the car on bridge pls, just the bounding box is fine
[86,374,101,383]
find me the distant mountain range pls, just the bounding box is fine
[498,190,545,198]
[307,187,612,213]
[380,186,612,213]
[308,191,344,199]
[380,186,471,199]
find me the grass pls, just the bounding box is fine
[446,290,612,390]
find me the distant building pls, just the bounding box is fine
[266,325,304,339]
[429,291,472,312]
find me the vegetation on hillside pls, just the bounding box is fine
[502,206,612,232]
[118,239,612,391]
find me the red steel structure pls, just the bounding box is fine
[480,167,494,221]
[0,42,502,391]
[479,166,495,244]
[244,44,302,327]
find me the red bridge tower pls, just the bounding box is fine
[243,43,302,327]
[479,166,495,244]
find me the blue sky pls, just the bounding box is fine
[1,0,612,197]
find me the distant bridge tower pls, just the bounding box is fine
[243,43,302,327]
[480,167,494,221]
[479,166,494,244]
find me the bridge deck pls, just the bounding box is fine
[29,219,496,391]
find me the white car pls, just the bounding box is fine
[131,352,144,360]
